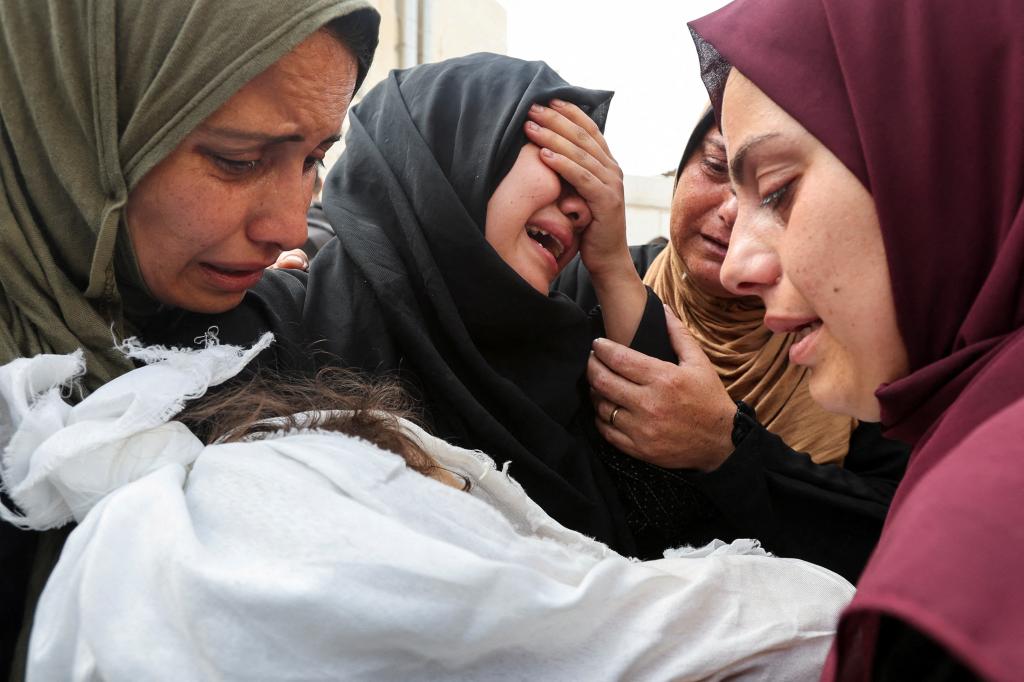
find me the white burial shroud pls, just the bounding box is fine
[0,337,854,681]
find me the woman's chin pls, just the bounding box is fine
[518,262,555,295]
[808,371,882,422]
[683,257,734,299]
[167,289,247,315]
[530,276,553,295]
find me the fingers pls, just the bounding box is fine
[529,101,611,160]
[591,337,672,385]
[587,352,645,409]
[536,147,611,209]
[524,123,610,194]
[525,103,619,181]
[593,395,621,425]
[548,99,614,159]
[270,248,309,271]
[594,415,641,459]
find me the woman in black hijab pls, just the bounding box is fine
[146,53,678,555]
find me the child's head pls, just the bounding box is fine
[178,368,468,490]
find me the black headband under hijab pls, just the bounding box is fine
[316,53,635,548]
[674,107,717,189]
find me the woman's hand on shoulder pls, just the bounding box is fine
[523,100,630,280]
[589,306,737,472]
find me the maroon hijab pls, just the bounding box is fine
[689,1,1024,679]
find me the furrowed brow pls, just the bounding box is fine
[200,125,305,145]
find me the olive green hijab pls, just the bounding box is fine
[0,0,379,392]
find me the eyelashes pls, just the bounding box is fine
[759,182,791,209]
[211,155,259,175]
[701,156,728,179]
[207,154,324,177]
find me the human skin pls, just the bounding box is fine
[585,126,739,471]
[670,127,739,299]
[718,70,908,421]
[125,30,357,313]
[483,141,592,295]
[484,100,647,345]
[272,98,648,343]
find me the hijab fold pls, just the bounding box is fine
[690,1,1024,678]
[0,0,379,392]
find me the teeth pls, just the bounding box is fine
[794,322,819,341]
[526,225,564,259]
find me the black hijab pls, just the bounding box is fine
[298,53,635,549]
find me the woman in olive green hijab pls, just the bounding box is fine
[0,0,378,392]
[0,1,379,677]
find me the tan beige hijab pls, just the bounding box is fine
[645,126,855,463]
[0,0,379,392]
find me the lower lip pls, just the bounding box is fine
[700,234,729,259]
[788,324,822,365]
[530,238,560,279]
[199,264,265,293]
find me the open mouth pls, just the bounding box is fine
[787,318,824,365]
[793,320,822,340]
[526,225,566,261]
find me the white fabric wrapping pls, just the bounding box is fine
[0,343,855,681]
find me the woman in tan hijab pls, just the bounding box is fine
[556,110,910,581]
[0,1,379,677]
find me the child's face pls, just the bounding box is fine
[484,143,591,293]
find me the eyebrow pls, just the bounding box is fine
[705,138,726,152]
[728,133,780,183]
[200,125,341,147]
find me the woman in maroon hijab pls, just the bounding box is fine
[688,0,1024,679]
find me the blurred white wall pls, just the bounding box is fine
[330,1,673,245]
[325,0,508,170]
[624,174,673,245]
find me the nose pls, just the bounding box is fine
[557,187,592,230]
[719,212,782,297]
[717,192,738,228]
[247,170,312,252]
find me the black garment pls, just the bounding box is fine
[142,54,678,556]
[871,616,981,681]
[0,503,34,680]
[554,245,911,583]
[304,201,335,257]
